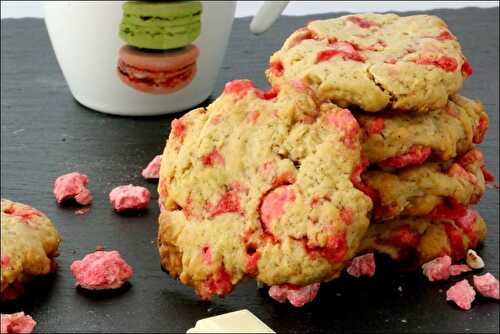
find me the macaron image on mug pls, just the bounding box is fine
[43,1,288,116]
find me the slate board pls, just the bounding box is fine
[1,7,499,333]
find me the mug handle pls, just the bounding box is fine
[250,1,289,35]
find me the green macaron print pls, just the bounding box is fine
[119,1,202,50]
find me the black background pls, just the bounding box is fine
[1,8,499,333]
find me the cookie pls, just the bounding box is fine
[358,95,488,167]
[361,149,487,222]
[358,208,486,264]
[157,80,372,299]
[1,199,60,301]
[267,14,471,112]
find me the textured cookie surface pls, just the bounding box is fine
[358,95,488,167]
[267,13,471,112]
[1,199,60,301]
[361,149,487,222]
[358,208,486,264]
[158,80,372,299]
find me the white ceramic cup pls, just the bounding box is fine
[43,1,287,116]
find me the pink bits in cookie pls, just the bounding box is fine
[378,145,432,169]
[447,164,477,185]
[347,253,376,278]
[268,283,320,307]
[1,255,10,268]
[428,198,467,221]
[446,279,476,310]
[70,250,133,290]
[287,27,317,49]
[386,225,420,248]
[340,208,353,225]
[2,206,41,222]
[1,312,37,334]
[201,149,225,167]
[201,245,212,265]
[142,155,162,179]
[461,58,474,77]
[436,31,455,41]
[199,265,233,300]
[53,172,93,205]
[415,55,458,72]
[422,255,452,281]
[247,110,261,124]
[316,42,366,63]
[109,185,150,212]
[473,273,499,300]
[473,115,488,144]
[209,190,241,218]
[224,79,255,98]
[458,149,484,167]
[255,87,279,100]
[346,16,380,29]
[314,233,348,263]
[269,60,284,77]
[260,186,295,228]
[327,108,360,149]
[449,264,472,276]
[351,159,378,201]
[171,118,186,142]
[365,117,385,135]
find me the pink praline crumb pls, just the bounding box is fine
[53,172,93,205]
[449,264,472,276]
[347,253,376,278]
[268,283,320,307]
[70,250,133,290]
[446,279,476,310]
[422,255,452,281]
[1,312,37,334]
[141,155,162,179]
[473,273,499,300]
[109,185,150,212]
[1,255,10,268]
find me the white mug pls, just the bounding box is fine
[43,1,288,116]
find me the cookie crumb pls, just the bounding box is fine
[109,185,150,212]
[473,273,499,300]
[70,250,133,290]
[53,172,93,205]
[74,207,91,216]
[1,312,36,333]
[268,283,320,307]
[446,279,475,310]
[346,253,376,277]
[141,155,162,179]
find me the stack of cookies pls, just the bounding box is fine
[156,13,493,303]
[266,13,491,266]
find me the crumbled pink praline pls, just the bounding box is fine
[446,279,475,310]
[347,253,376,277]
[141,155,162,179]
[70,250,133,290]
[473,273,499,300]
[422,256,452,281]
[449,264,472,276]
[53,172,92,205]
[109,185,150,212]
[1,312,37,333]
[268,283,320,307]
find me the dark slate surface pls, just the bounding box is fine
[1,7,499,333]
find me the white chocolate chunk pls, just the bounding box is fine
[466,249,485,269]
[187,309,275,333]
